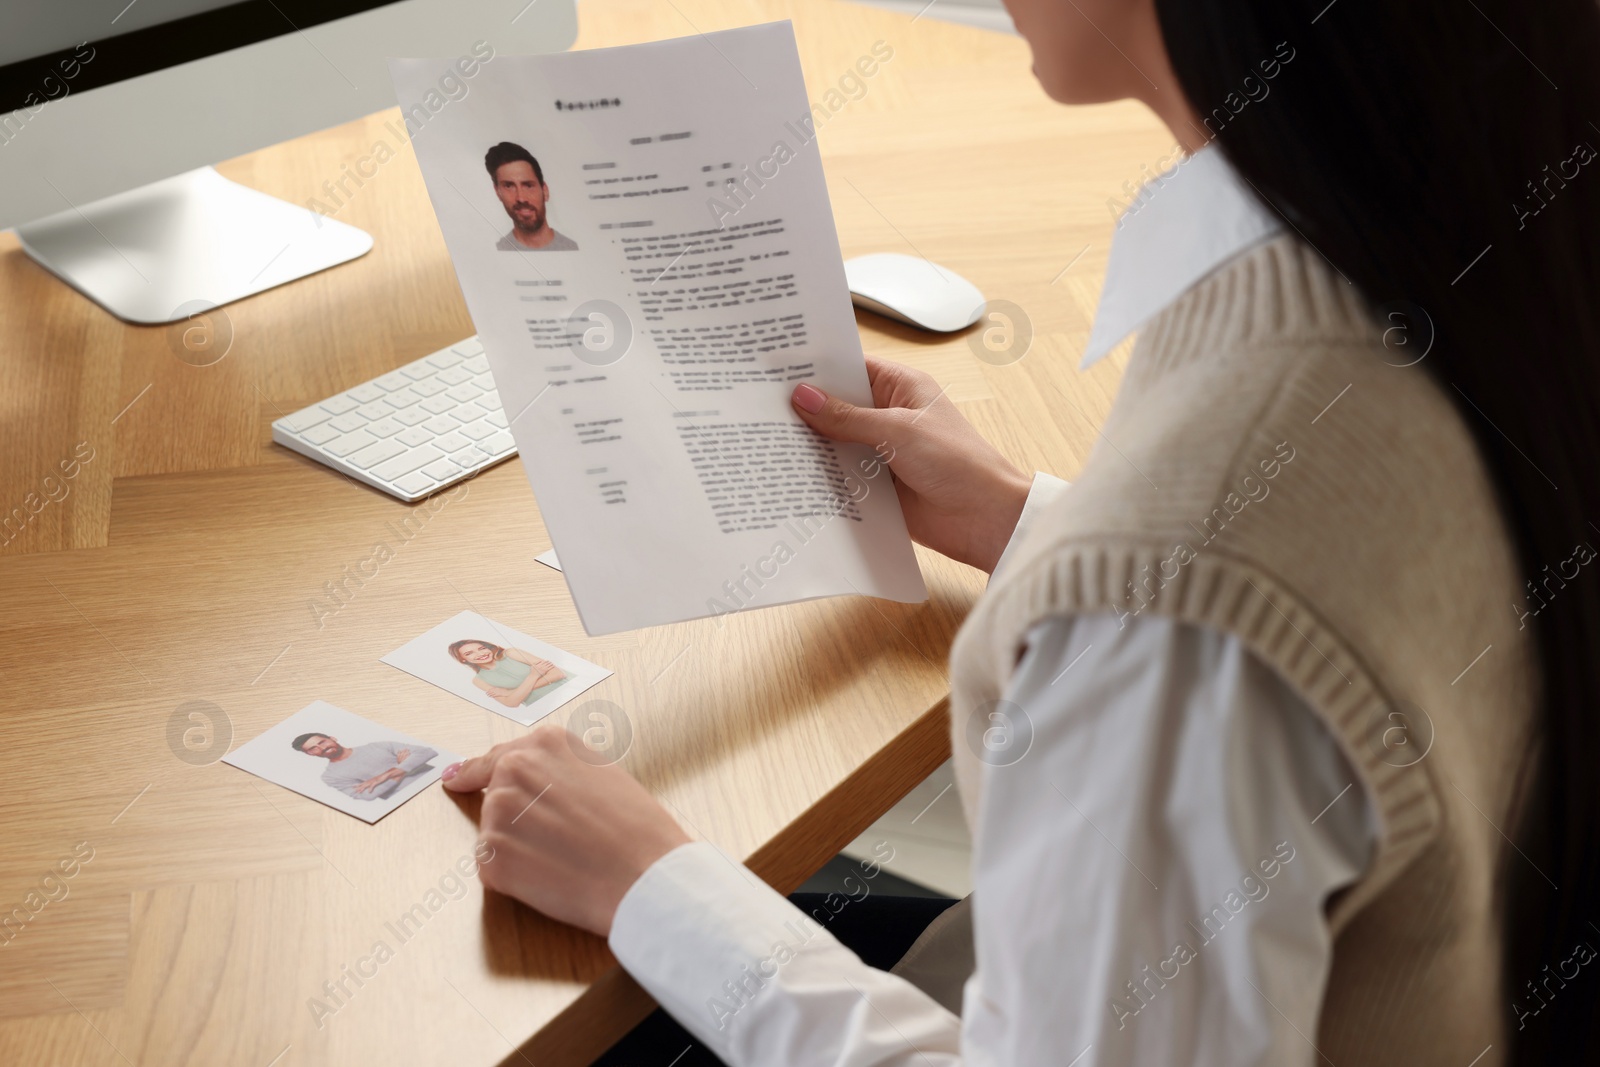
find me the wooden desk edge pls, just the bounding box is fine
[512,695,956,1067]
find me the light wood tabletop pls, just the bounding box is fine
[0,0,1169,1063]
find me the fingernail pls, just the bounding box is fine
[442,762,461,782]
[792,383,826,414]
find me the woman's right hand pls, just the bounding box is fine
[791,358,1033,573]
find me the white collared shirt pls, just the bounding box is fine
[1080,143,1285,368]
[607,146,1376,1067]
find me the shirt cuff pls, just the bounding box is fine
[611,843,964,1066]
[608,843,820,1053]
[990,471,1069,583]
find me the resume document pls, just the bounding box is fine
[390,22,927,634]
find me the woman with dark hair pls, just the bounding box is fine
[438,1,1600,1063]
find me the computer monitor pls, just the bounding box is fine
[0,0,577,324]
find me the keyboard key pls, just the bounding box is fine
[411,378,449,397]
[446,384,483,403]
[393,471,437,496]
[471,374,496,392]
[479,392,503,412]
[400,360,435,381]
[319,395,361,415]
[459,421,497,442]
[482,431,516,456]
[325,429,378,457]
[301,422,342,446]
[437,366,473,386]
[463,355,489,374]
[423,458,464,480]
[356,401,390,420]
[396,426,433,448]
[394,407,432,427]
[347,383,386,403]
[452,337,484,356]
[372,445,444,481]
[347,438,407,470]
[422,415,460,434]
[366,418,403,438]
[376,372,410,392]
[434,431,471,453]
[329,412,368,433]
[426,350,464,369]
[451,446,487,468]
[421,395,456,415]
[451,402,487,424]
[486,412,508,429]
[383,387,422,410]
[282,406,332,432]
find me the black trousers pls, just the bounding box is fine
[592,892,960,1067]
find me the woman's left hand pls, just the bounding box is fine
[442,729,691,936]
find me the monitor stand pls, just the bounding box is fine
[15,166,374,326]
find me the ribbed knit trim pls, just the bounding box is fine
[1133,238,1374,378]
[952,537,1440,923]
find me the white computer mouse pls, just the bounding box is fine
[844,252,986,333]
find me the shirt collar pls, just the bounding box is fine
[1080,144,1285,369]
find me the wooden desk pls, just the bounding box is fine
[0,1,1168,1063]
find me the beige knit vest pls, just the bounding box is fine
[948,235,1539,1064]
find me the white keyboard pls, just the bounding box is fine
[272,336,518,502]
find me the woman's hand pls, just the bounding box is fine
[791,358,1033,572]
[442,729,691,936]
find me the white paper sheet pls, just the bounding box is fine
[389,21,926,635]
[380,610,612,726]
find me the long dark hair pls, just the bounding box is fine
[1152,0,1600,1059]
